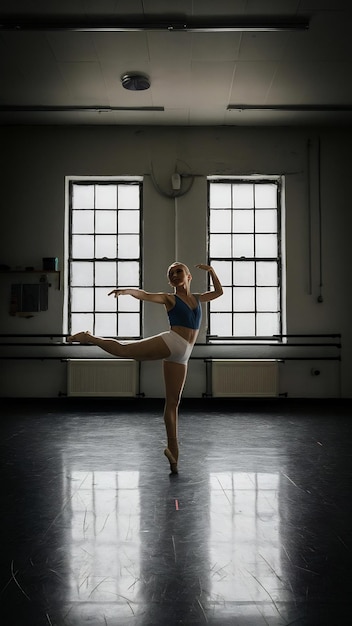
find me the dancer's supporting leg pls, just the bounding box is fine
[68,331,171,361]
[163,360,187,474]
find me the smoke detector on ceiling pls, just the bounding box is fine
[121,73,151,91]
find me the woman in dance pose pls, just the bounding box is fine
[68,262,223,474]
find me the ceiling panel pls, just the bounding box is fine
[190,61,235,106]
[191,32,241,61]
[93,32,150,64]
[47,32,98,63]
[58,62,108,103]
[230,62,278,103]
[238,32,289,61]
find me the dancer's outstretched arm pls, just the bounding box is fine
[108,287,170,304]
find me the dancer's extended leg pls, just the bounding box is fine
[163,360,187,474]
[68,331,171,361]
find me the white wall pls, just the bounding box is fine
[0,125,350,397]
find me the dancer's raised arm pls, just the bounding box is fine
[196,264,223,302]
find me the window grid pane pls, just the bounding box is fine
[69,181,142,338]
[208,180,282,339]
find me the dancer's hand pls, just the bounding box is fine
[67,331,92,343]
[108,289,123,298]
[195,264,212,272]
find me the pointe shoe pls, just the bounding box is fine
[164,448,178,474]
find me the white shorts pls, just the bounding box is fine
[159,330,194,365]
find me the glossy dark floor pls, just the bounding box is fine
[1,398,351,626]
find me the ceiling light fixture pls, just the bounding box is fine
[0,105,164,112]
[121,73,150,91]
[0,16,310,33]
[227,104,352,112]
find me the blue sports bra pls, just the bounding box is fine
[167,295,202,330]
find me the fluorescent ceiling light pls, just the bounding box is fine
[0,16,310,32]
[0,105,164,112]
[227,105,352,112]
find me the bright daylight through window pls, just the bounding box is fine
[208,178,283,340]
[68,180,142,338]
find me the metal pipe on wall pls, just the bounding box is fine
[307,139,313,295]
[317,137,324,302]
[174,196,179,261]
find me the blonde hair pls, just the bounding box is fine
[167,262,190,279]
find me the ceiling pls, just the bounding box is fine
[1,0,352,127]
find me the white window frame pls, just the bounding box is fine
[207,175,286,342]
[64,176,143,338]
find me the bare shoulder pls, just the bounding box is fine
[164,293,176,310]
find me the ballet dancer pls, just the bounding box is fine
[68,262,223,474]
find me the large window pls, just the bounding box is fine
[68,179,142,338]
[208,178,283,340]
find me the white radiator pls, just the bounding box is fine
[67,359,138,397]
[211,359,279,397]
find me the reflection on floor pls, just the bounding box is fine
[1,398,351,625]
